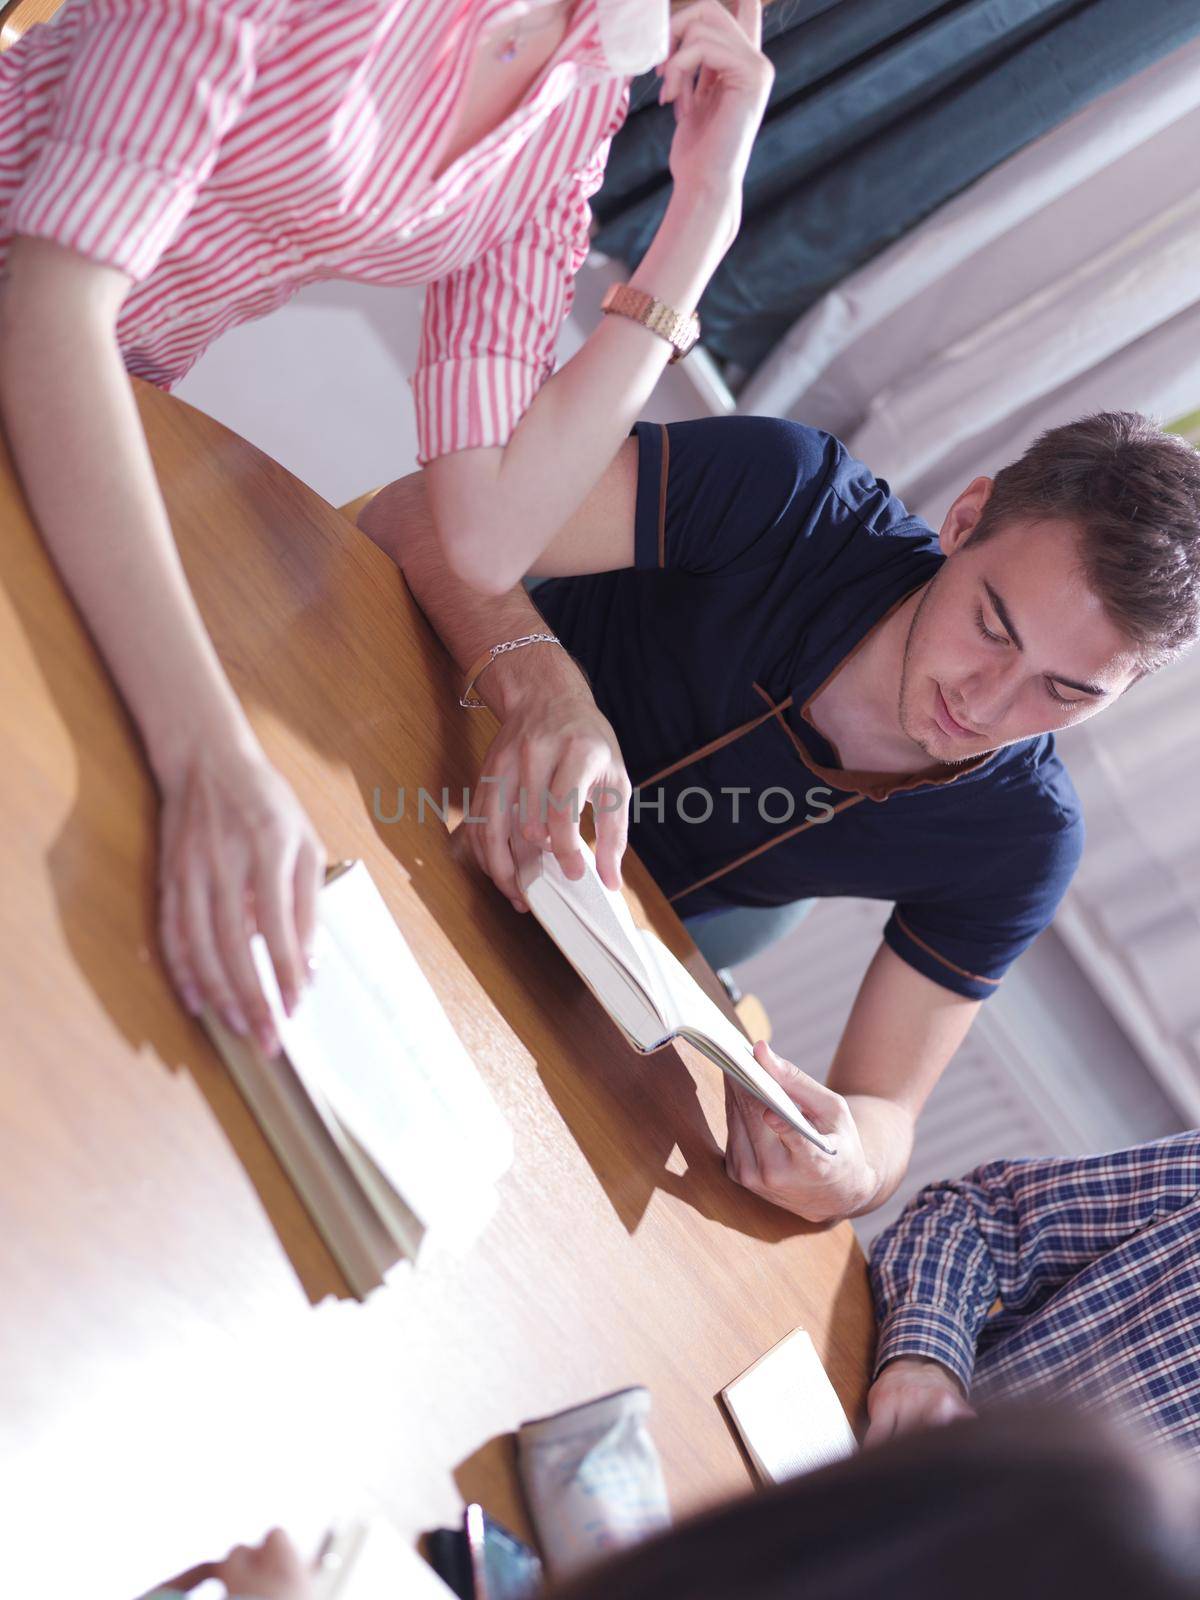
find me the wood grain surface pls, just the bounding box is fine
[0,381,873,1600]
[0,0,63,48]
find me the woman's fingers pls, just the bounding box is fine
[668,0,745,46]
[660,37,724,105]
[158,747,323,1048]
[159,876,202,1017]
[736,0,764,48]
[252,837,305,1020]
[180,857,247,1038]
[293,834,324,973]
[212,855,278,1054]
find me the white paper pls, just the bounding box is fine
[314,1518,458,1600]
[251,863,512,1256]
[722,1329,857,1483]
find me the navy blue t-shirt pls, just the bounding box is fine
[534,416,1083,1002]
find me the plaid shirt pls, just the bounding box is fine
[869,1132,1200,1454]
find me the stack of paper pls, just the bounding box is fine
[206,861,513,1299]
[721,1328,857,1482]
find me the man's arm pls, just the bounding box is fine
[724,942,980,1223]
[863,1129,1200,1442]
[357,453,637,902]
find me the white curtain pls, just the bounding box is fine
[738,34,1200,527]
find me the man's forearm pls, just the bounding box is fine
[359,474,591,718]
[361,472,631,893]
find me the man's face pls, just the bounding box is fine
[898,483,1143,764]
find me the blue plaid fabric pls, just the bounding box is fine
[869,1132,1200,1453]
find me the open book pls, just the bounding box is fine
[721,1328,858,1482]
[204,861,513,1300]
[511,837,833,1155]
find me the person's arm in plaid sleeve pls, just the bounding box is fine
[864,1132,1200,1445]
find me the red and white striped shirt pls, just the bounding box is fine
[0,1,666,463]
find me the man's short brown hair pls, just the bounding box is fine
[970,412,1200,669]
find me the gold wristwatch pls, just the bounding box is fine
[601,283,701,363]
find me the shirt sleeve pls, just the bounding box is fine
[884,800,1084,1001]
[411,87,627,465]
[869,1132,1200,1391]
[631,414,846,575]
[5,0,288,280]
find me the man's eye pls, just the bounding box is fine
[975,607,1007,645]
[1046,680,1084,707]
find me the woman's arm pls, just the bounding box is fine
[0,237,323,1048]
[425,0,773,593]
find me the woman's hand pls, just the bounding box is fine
[162,1528,315,1600]
[212,1530,315,1600]
[661,0,773,225]
[157,737,325,1054]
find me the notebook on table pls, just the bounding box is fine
[721,1328,858,1483]
[204,860,513,1299]
[511,835,833,1154]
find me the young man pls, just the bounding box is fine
[865,1132,1200,1458]
[361,411,1200,1224]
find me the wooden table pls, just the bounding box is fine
[0,382,874,1600]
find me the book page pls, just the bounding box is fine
[721,1328,857,1483]
[252,863,512,1254]
[512,835,675,1047]
[636,931,834,1153]
[517,839,663,998]
[205,1011,400,1297]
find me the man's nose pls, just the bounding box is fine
[962,659,1021,729]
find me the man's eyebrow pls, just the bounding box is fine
[983,581,1023,650]
[982,581,1108,696]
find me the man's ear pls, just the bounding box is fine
[938,477,994,556]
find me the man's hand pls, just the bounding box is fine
[865,1357,976,1447]
[723,1041,878,1223]
[462,656,631,911]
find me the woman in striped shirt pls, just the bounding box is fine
[0,1,772,1047]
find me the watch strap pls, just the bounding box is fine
[601,283,700,363]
